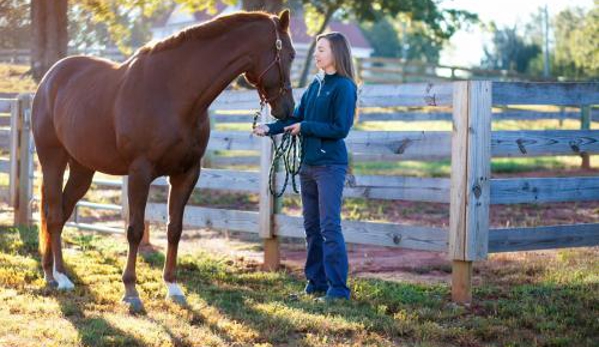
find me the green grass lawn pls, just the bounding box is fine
[1,226,597,346]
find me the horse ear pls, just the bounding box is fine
[278,9,290,32]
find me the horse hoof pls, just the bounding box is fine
[167,295,188,307]
[122,296,145,314]
[53,272,75,291]
[45,279,59,288]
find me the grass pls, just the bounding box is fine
[1,225,598,346]
[0,64,36,94]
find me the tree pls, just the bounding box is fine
[523,4,597,80]
[360,12,454,63]
[563,4,599,78]
[554,2,599,78]
[0,0,30,50]
[31,0,68,81]
[297,0,477,86]
[241,0,283,12]
[481,24,541,73]
[360,16,401,58]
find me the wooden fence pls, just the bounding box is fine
[1,81,598,303]
[2,48,549,84]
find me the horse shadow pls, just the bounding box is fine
[0,225,150,346]
[138,248,396,345]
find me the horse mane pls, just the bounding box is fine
[136,11,274,56]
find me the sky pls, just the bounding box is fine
[438,0,595,67]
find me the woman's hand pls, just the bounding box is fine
[284,122,301,136]
[253,124,269,137]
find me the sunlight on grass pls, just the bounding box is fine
[0,64,36,93]
[1,220,597,346]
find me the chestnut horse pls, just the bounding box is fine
[32,10,295,311]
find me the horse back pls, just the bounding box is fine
[32,56,130,174]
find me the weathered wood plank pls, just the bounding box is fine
[146,203,259,233]
[580,105,591,169]
[489,223,599,252]
[275,214,448,251]
[0,99,12,113]
[0,157,10,174]
[210,89,304,111]
[9,99,19,207]
[346,131,451,159]
[258,107,275,239]
[151,169,452,202]
[343,175,450,202]
[86,169,599,205]
[146,203,448,252]
[451,260,472,304]
[0,117,11,127]
[15,94,33,225]
[210,109,587,124]
[357,83,454,107]
[449,81,492,262]
[208,131,262,151]
[210,156,259,167]
[490,177,599,204]
[0,187,10,203]
[493,110,583,121]
[493,82,599,106]
[492,130,599,157]
[207,129,599,159]
[0,129,10,149]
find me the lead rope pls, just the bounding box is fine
[252,108,302,198]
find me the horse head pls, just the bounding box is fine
[244,9,295,120]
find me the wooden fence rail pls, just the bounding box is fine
[1,81,598,304]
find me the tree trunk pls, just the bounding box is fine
[242,0,283,13]
[31,0,68,82]
[298,6,336,87]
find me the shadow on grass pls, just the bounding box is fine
[0,225,148,346]
[139,248,448,345]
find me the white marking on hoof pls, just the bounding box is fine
[53,265,75,290]
[165,282,184,298]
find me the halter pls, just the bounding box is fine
[253,18,292,109]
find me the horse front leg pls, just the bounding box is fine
[122,160,154,313]
[163,162,201,306]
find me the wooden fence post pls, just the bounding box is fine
[580,105,591,169]
[259,105,280,271]
[449,81,492,304]
[13,94,33,227]
[9,98,21,208]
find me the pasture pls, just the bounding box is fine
[0,63,598,346]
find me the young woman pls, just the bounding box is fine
[253,32,358,301]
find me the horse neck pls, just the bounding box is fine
[162,20,271,119]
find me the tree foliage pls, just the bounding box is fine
[0,0,30,49]
[481,24,541,73]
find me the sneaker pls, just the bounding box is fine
[287,289,327,302]
[314,295,349,304]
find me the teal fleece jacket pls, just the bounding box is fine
[266,72,357,166]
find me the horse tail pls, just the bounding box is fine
[38,181,50,257]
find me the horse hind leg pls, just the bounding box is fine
[50,160,95,290]
[38,147,68,288]
[61,160,95,224]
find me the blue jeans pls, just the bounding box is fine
[299,164,350,299]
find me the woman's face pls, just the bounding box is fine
[314,38,335,72]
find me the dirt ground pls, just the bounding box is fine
[3,166,598,287]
